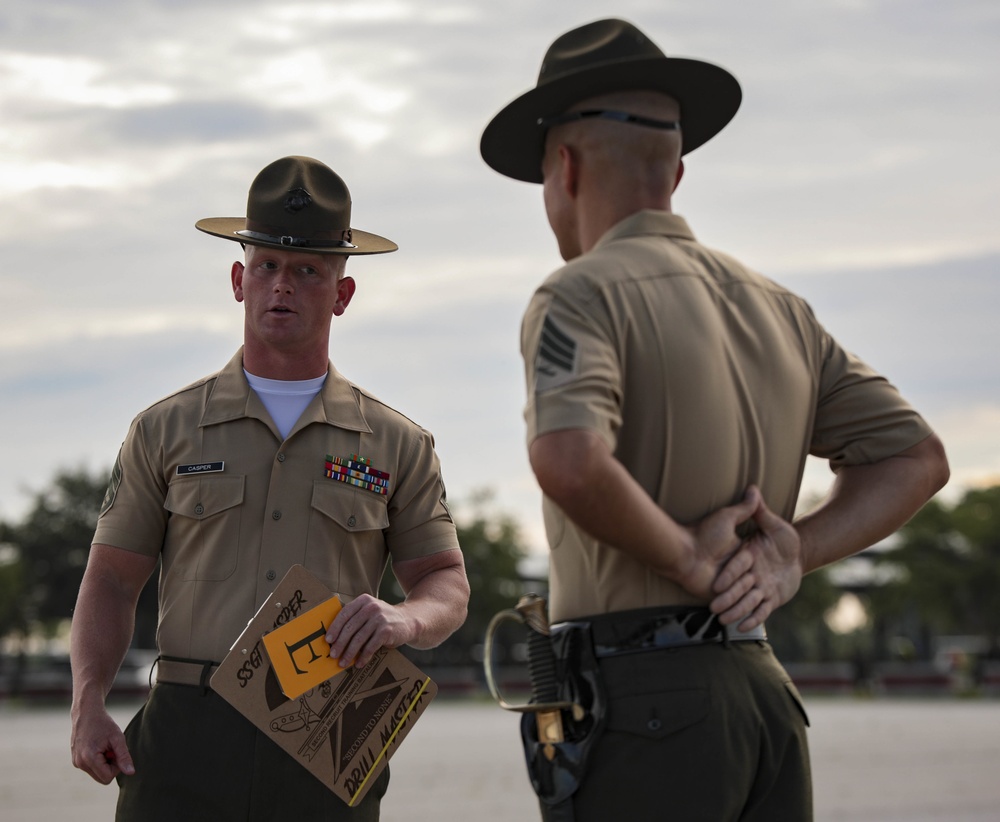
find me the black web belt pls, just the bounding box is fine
[557,605,766,660]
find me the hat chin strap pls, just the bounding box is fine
[236,228,356,249]
[537,109,680,131]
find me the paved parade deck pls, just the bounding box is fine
[3,698,999,821]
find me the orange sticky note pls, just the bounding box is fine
[262,595,347,699]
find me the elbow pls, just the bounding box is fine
[437,564,471,645]
[533,462,590,511]
[450,572,471,633]
[529,430,606,511]
[434,564,472,645]
[405,579,469,651]
[923,433,951,496]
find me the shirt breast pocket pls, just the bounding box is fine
[306,481,389,595]
[164,475,245,581]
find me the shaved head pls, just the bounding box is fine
[544,90,684,211]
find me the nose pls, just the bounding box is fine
[272,264,294,294]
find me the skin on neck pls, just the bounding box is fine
[542,90,684,260]
[242,334,331,381]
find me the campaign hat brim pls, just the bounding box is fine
[195,218,397,256]
[480,20,741,183]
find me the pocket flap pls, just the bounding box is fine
[783,680,811,727]
[311,481,389,531]
[607,688,709,739]
[164,475,245,519]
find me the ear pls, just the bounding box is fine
[333,275,356,317]
[559,143,580,198]
[672,158,685,193]
[231,261,245,302]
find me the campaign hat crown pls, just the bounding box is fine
[196,155,397,255]
[480,18,742,183]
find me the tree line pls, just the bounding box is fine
[1,467,998,676]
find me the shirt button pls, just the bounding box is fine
[277,453,286,463]
[266,570,276,581]
[347,515,357,527]
[647,718,662,732]
[194,504,204,515]
[272,510,282,520]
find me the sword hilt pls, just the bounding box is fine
[483,593,576,716]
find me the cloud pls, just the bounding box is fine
[783,252,1000,404]
[107,101,317,144]
[1,0,997,547]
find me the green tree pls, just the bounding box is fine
[0,466,159,651]
[866,487,1000,659]
[867,499,963,641]
[3,468,107,639]
[0,530,26,641]
[948,486,1000,653]
[765,568,842,662]
[381,490,529,667]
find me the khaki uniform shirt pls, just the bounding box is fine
[521,211,933,622]
[95,349,458,662]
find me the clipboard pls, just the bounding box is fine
[211,565,438,807]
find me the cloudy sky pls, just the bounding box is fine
[1,0,997,555]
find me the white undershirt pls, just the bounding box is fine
[244,370,326,440]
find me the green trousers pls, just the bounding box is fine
[546,641,812,822]
[117,683,389,821]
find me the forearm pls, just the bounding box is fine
[557,458,690,574]
[795,434,949,573]
[530,430,693,580]
[70,545,156,712]
[395,561,470,649]
[70,577,138,711]
[327,548,468,668]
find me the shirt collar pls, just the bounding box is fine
[201,348,372,434]
[593,209,696,250]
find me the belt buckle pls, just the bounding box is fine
[593,608,722,658]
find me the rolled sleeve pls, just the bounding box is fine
[522,290,622,450]
[812,337,933,470]
[384,427,459,562]
[94,415,169,558]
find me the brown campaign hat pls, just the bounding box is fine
[196,156,397,255]
[480,18,742,183]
